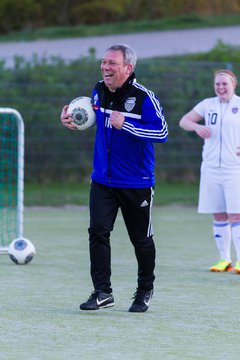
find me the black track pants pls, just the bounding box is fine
[88,181,156,293]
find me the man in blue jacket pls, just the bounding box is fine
[61,44,168,312]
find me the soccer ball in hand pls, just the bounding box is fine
[8,238,36,265]
[67,96,96,131]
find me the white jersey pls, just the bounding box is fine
[194,94,240,169]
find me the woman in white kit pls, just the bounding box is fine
[179,69,240,273]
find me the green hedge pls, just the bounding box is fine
[1,42,240,183]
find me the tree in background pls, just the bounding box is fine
[0,0,240,34]
[0,0,41,33]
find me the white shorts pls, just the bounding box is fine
[198,164,240,214]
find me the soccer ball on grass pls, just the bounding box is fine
[8,238,36,265]
[67,96,96,131]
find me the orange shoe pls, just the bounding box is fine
[234,261,240,274]
[210,259,233,272]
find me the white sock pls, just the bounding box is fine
[213,221,231,261]
[232,222,240,261]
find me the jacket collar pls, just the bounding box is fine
[103,72,136,100]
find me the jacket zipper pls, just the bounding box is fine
[108,147,111,182]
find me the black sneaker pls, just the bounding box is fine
[79,290,115,310]
[128,289,153,313]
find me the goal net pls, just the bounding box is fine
[0,108,24,254]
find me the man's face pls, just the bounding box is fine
[101,50,133,92]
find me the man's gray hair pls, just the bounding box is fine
[105,44,137,72]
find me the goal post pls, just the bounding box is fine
[0,108,24,254]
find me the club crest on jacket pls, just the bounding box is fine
[125,97,136,112]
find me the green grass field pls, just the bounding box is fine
[1,206,240,360]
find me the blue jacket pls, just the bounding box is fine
[91,73,168,188]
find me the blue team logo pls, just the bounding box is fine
[124,97,136,112]
[232,107,238,114]
[93,94,99,110]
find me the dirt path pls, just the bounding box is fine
[1,25,240,66]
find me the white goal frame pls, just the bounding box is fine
[0,108,24,254]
